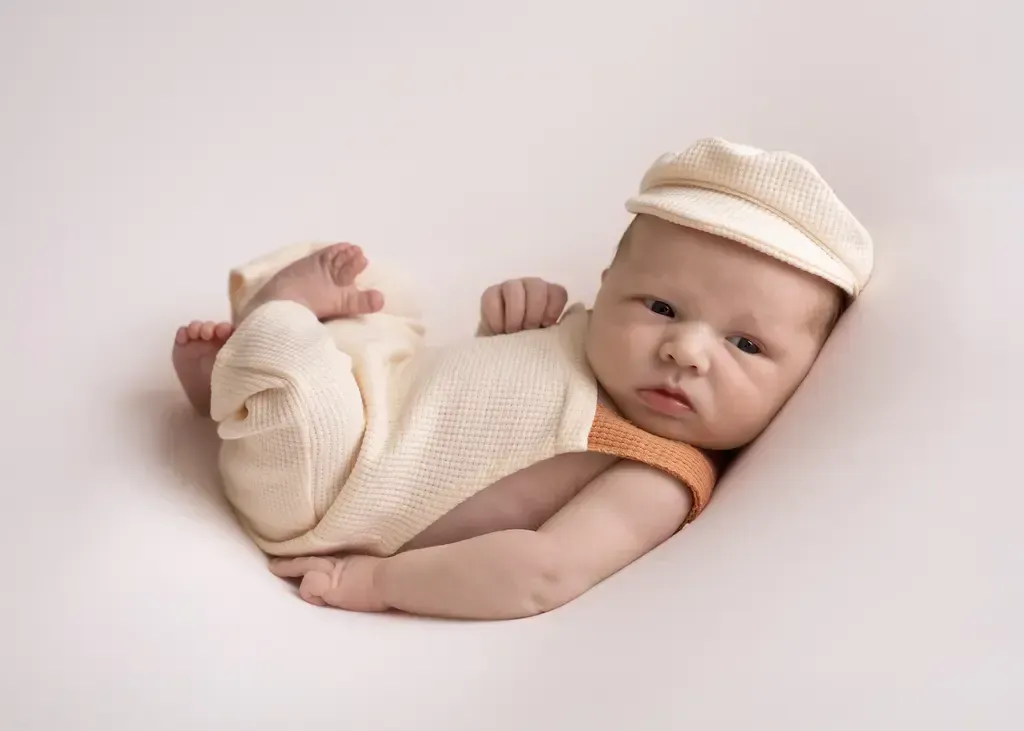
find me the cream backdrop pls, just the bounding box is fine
[2,1,1021,729]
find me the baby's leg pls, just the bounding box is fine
[207,244,380,544]
[170,243,383,417]
[238,242,384,322]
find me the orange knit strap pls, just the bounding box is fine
[586,403,717,523]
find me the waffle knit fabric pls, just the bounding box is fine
[210,244,717,557]
[626,137,874,297]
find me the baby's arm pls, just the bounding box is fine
[272,461,693,619]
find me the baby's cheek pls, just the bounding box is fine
[623,320,661,356]
[594,323,643,371]
[719,363,774,420]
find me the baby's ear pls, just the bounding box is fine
[600,268,609,282]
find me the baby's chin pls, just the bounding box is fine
[613,396,705,444]
[614,396,749,452]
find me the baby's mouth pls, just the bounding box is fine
[637,387,695,416]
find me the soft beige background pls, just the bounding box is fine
[2,1,1021,729]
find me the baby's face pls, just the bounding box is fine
[585,215,841,451]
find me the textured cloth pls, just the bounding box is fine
[210,246,717,558]
[588,404,716,518]
[626,137,874,296]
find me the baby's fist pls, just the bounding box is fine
[480,277,567,335]
[270,555,388,613]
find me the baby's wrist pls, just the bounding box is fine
[346,555,389,613]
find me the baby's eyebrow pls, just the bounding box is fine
[730,312,769,335]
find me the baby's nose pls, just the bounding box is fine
[660,325,713,375]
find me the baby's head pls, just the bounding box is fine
[585,138,873,451]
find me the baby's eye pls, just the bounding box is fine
[643,299,675,318]
[727,335,761,355]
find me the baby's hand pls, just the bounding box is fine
[269,555,388,612]
[480,278,568,335]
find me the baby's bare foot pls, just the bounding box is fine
[172,320,234,416]
[243,243,385,322]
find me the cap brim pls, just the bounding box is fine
[626,187,858,296]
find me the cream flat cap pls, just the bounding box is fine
[625,137,873,297]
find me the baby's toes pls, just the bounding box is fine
[320,242,356,273]
[343,288,384,315]
[174,326,190,345]
[214,322,234,340]
[187,321,204,340]
[327,244,368,286]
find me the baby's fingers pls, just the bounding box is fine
[500,279,527,333]
[270,557,353,608]
[522,278,549,330]
[480,285,505,334]
[269,556,338,578]
[542,283,568,326]
[298,571,332,606]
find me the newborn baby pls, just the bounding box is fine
[172,138,872,619]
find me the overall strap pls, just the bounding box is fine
[587,403,718,523]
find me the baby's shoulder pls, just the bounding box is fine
[587,404,718,522]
